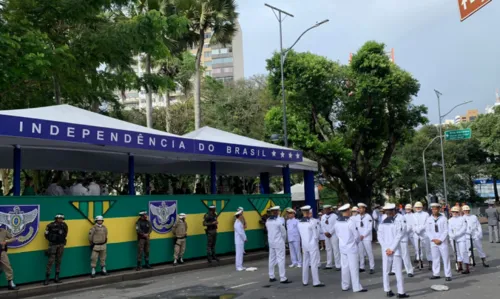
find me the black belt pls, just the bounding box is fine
[93,242,107,245]
[176,236,186,239]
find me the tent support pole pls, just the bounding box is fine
[304,170,316,217]
[145,174,151,195]
[13,145,21,196]
[128,154,135,195]
[210,162,217,194]
[282,165,291,194]
[260,172,270,194]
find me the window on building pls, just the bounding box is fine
[204,61,212,67]
[212,57,233,64]
[204,51,211,58]
[223,67,233,73]
[220,48,229,54]
[205,71,212,76]
[204,32,212,39]
[212,68,222,74]
[204,43,210,48]
[212,49,220,55]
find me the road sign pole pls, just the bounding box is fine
[435,90,448,207]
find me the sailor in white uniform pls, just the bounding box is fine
[320,205,341,270]
[393,206,414,278]
[234,210,247,271]
[266,206,291,283]
[403,204,418,256]
[412,201,432,269]
[286,208,302,268]
[448,206,468,274]
[378,203,409,298]
[334,204,367,293]
[298,205,324,287]
[426,203,452,281]
[462,205,490,268]
[356,203,375,274]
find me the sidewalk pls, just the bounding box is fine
[0,251,268,299]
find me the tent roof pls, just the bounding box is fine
[276,183,320,201]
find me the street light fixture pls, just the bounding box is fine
[265,3,329,147]
[434,89,472,207]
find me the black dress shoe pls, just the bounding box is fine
[313,283,325,287]
[397,294,410,298]
[408,273,414,278]
[370,269,375,274]
[445,277,452,281]
[430,276,441,280]
[269,278,277,282]
[462,270,470,274]
[280,279,292,284]
[386,290,395,297]
[389,272,395,276]
[359,268,366,273]
[358,289,368,293]
[335,268,341,271]
[303,283,308,286]
[324,266,333,270]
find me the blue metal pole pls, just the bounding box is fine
[260,172,270,194]
[210,162,217,194]
[282,165,291,194]
[13,145,21,196]
[145,174,151,195]
[128,154,135,195]
[304,170,316,217]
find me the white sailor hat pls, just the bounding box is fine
[351,206,359,212]
[269,206,280,211]
[383,203,396,210]
[286,208,296,213]
[357,203,367,208]
[405,204,412,209]
[323,205,332,209]
[430,203,441,208]
[55,214,65,219]
[235,210,243,216]
[139,211,147,216]
[208,205,216,209]
[179,213,186,218]
[237,207,244,211]
[300,205,311,211]
[338,204,351,211]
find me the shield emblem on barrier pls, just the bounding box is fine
[0,205,40,248]
[149,200,177,234]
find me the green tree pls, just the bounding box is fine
[265,42,427,205]
[174,0,239,129]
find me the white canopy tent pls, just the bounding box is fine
[0,105,318,176]
[277,183,320,202]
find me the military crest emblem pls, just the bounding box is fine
[149,200,177,234]
[0,205,40,248]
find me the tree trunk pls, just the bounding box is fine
[52,75,62,105]
[145,53,153,128]
[0,169,10,195]
[164,92,170,132]
[493,176,499,202]
[194,31,205,130]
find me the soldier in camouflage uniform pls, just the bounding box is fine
[136,211,152,270]
[0,226,19,290]
[203,206,219,263]
[89,215,108,278]
[172,213,188,265]
[44,214,69,285]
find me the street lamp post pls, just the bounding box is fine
[423,135,442,196]
[434,89,472,207]
[265,3,328,147]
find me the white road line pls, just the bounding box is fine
[230,282,258,289]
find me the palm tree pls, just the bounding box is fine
[174,0,238,129]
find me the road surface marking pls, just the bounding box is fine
[230,282,258,289]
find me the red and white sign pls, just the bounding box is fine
[458,0,492,21]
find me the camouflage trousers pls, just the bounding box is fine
[0,251,14,281]
[137,238,150,262]
[90,246,107,268]
[206,230,217,258]
[46,244,65,274]
[174,238,186,260]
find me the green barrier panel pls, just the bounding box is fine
[0,194,291,285]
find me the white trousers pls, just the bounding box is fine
[467,238,487,259]
[452,240,468,264]
[358,239,375,270]
[289,241,302,266]
[413,234,432,261]
[383,254,404,294]
[430,242,452,278]
[409,233,418,254]
[400,241,414,274]
[488,225,499,243]
[325,235,341,268]
[302,249,321,286]
[269,247,287,281]
[341,252,363,292]
[235,243,244,269]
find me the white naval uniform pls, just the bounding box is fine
[448,216,468,265]
[394,214,413,275]
[463,214,487,259]
[266,216,287,281]
[298,217,321,286]
[321,212,341,268]
[87,182,101,196]
[413,211,432,262]
[234,219,247,270]
[425,214,452,278]
[378,215,405,295]
[334,216,364,292]
[404,213,418,254]
[70,183,89,196]
[356,213,375,270]
[46,183,65,196]
[286,218,302,267]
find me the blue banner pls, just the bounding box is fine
[0,115,303,162]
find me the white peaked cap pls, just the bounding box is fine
[430,203,441,208]
[235,210,243,216]
[300,205,311,211]
[414,201,423,208]
[179,213,186,218]
[357,203,367,208]
[269,206,280,211]
[383,203,396,210]
[405,204,412,209]
[338,204,351,211]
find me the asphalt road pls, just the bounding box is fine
[31,238,500,299]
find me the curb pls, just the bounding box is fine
[0,251,269,299]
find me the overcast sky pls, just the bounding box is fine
[237,0,500,124]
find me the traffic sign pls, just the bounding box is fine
[458,0,492,22]
[444,128,472,140]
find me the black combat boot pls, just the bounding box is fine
[212,253,220,262]
[462,264,470,274]
[207,251,213,263]
[457,262,463,273]
[136,261,142,271]
[428,261,432,271]
[8,280,19,291]
[43,274,50,285]
[144,259,152,269]
[54,272,62,283]
[482,258,489,267]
